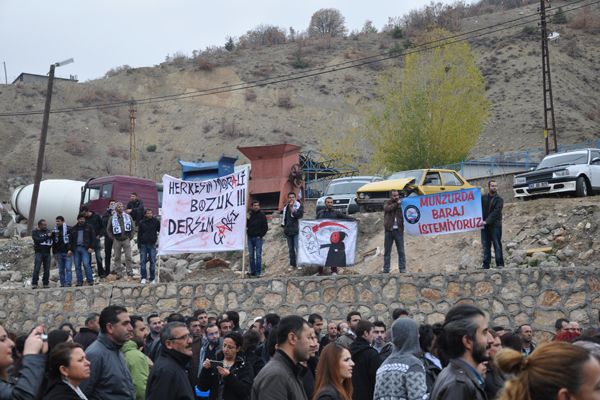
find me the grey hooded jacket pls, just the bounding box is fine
[373,318,428,400]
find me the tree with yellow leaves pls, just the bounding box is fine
[368,29,489,171]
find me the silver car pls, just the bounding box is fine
[316,176,383,215]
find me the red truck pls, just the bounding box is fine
[81,175,162,215]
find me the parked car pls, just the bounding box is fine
[316,176,383,215]
[356,168,476,211]
[513,148,600,199]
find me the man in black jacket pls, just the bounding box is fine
[281,192,304,270]
[146,322,195,400]
[126,192,145,228]
[247,200,268,277]
[350,320,382,400]
[52,216,72,287]
[481,180,504,269]
[32,219,53,289]
[101,200,116,277]
[83,206,104,277]
[69,213,95,286]
[430,304,493,400]
[74,312,100,350]
[138,208,160,284]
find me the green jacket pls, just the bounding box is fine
[122,340,150,400]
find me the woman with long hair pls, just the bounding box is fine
[199,332,253,400]
[43,342,90,399]
[497,341,600,400]
[312,343,354,400]
[0,323,47,400]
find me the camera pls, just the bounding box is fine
[209,360,223,368]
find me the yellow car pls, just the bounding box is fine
[356,168,476,211]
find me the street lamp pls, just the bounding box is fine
[26,58,74,235]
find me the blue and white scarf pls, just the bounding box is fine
[112,212,132,235]
[53,224,69,244]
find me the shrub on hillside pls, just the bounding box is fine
[277,92,293,109]
[238,24,286,48]
[196,56,214,71]
[105,65,132,78]
[568,8,600,33]
[521,25,537,36]
[146,144,157,152]
[64,136,90,156]
[552,7,567,24]
[245,89,257,102]
[171,52,188,66]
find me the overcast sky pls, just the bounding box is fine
[1,1,474,83]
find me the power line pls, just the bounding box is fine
[1,0,597,117]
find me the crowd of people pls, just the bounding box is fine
[30,193,158,289]
[28,178,505,288]
[1,304,599,400]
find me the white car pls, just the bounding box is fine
[316,176,382,215]
[513,148,600,199]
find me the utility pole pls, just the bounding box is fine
[540,0,558,154]
[129,100,137,176]
[2,62,7,85]
[27,58,74,234]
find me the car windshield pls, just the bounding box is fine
[387,170,424,182]
[537,152,588,169]
[326,181,372,195]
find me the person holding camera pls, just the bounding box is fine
[0,324,48,400]
[199,332,253,400]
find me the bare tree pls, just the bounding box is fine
[308,8,347,38]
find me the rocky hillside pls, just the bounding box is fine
[0,1,599,199]
[0,196,598,289]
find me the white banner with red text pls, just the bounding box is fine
[158,170,248,255]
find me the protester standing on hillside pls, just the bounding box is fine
[100,200,116,278]
[137,208,160,284]
[383,190,406,273]
[481,179,504,269]
[31,219,53,289]
[315,197,355,276]
[107,202,134,279]
[68,214,95,287]
[52,216,72,288]
[125,193,145,229]
[281,192,304,271]
[247,200,268,277]
[82,206,104,278]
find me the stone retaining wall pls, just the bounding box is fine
[1,267,598,336]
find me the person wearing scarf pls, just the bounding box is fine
[106,202,134,279]
[52,216,72,287]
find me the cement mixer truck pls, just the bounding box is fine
[10,175,162,226]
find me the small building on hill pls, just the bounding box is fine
[11,72,78,85]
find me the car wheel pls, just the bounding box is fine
[575,176,588,197]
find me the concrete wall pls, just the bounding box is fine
[1,267,598,337]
